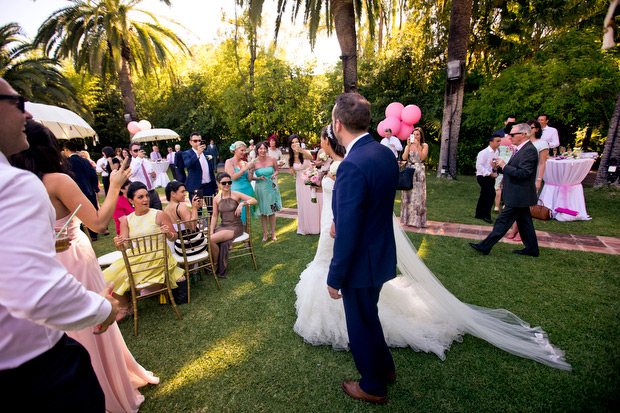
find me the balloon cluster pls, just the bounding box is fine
[127,120,152,134]
[377,103,422,141]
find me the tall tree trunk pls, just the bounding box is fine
[117,40,137,121]
[594,87,620,187]
[332,0,358,93]
[378,4,384,53]
[249,25,257,95]
[437,0,473,178]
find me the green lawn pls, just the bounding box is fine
[92,173,620,412]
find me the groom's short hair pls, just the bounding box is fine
[334,93,371,133]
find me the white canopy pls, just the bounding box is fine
[131,128,180,143]
[25,102,97,140]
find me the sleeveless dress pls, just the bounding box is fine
[55,215,159,413]
[231,166,255,224]
[254,166,282,216]
[400,150,427,228]
[103,209,183,295]
[294,159,322,235]
[495,144,514,190]
[293,177,571,370]
[213,197,245,277]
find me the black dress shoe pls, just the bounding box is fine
[469,242,490,255]
[386,371,397,384]
[483,218,493,224]
[512,249,539,257]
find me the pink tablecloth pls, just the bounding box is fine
[539,158,594,221]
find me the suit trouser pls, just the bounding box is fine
[341,285,394,397]
[0,334,104,412]
[84,193,99,239]
[478,205,539,253]
[148,189,162,210]
[475,175,495,220]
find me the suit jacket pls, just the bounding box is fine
[206,144,219,163]
[182,149,216,193]
[500,140,538,208]
[174,150,186,183]
[66,154,98,198]
[327,134,399,290]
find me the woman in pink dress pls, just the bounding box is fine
[288,134,322,234]
[10,120,159,413]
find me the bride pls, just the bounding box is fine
[294,125,571,370]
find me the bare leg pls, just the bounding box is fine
[269,214,277,241]
[210,229,236,266]
[260,215,269,241]
[495,188,501,212]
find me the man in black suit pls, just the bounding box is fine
[206,139,219,166]
[174,143,186,183]
[469,123,540,257]
[62,141,100,240]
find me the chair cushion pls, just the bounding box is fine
[233,232,249,243]
[98,250,122,267]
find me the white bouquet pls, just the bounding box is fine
[329,161,341,176]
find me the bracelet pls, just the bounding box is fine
[536,178,542,181]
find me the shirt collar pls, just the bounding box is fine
[515,140,529,151]
[345,133,368,157]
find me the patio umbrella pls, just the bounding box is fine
[25,102,97,140]
[131,128,180,143]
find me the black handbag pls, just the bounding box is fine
[397,167,415,190]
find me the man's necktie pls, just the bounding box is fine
[141,163,152,190]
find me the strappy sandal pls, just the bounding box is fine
[115,305,133,322]
[262,234,269,242]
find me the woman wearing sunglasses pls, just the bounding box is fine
[210,173,257,279]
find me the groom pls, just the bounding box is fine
[327,93,399,404]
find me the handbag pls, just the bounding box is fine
[397,166,415,191]
[530,199,552,221]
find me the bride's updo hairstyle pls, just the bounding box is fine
[127,181,148,201]
[9,119,72,180]
[323,124,346,158]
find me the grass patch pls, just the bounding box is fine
[91,173,619,411]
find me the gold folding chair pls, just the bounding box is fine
[228,204,258,270]
[118,232,182,335]
[202,195,214,216]
[175,215,221,301]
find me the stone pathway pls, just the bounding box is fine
[275,207,620,255]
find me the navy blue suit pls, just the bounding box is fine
[182,149,216,198]
[174,150,186,183]
[327,134,399,397]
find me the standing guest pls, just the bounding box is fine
[493,115,516,138]
[174,143,186,182]
[400,127,428,228]
[474,135,502,224]
[113,180,134,235]
[210,173,257,278]
[101,146,120,195]
[288,134,320,235]
[121,147,131,162]
[0,77,118,412]
[380,128,403,158]
[327,92,399,404]
[79,150,96,167]
[115,147,123,161]
[63,141,101,240]
[225,141,256,224]
[494,123,516,212]
[128,142,161,210]
[537,114,560,150]
[268,135,285,167]
[183,132,217,203]
[166,146,178,181]
[469,123,540,257]
[11,120,159,412]
[96,151,109,193]
[251,141,282,242]
[150,145,162,161]
[300,137,307,149]
[247,139,256,161]
[206,139,219,165]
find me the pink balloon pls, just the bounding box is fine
[383,116,401,135]
[401,105,421,126]
[385,102,404,119]
[127,121,141,134]
[377,120,387,137]
[396,122,415,141]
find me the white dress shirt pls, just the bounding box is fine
[150,151,162,161]
[380,136,403,157]
[345,133,368,156]
[129,156,154,187]
[476,146,499,176]
[0,153,111,369]
[192,148,211,184]
[96,157,108,177]
[167,152,175,164]
[541,126,560,149]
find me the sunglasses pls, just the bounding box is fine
[191,139,202,143]
[131,149,139,152]
[0,94,25,113]
[509,132,523,137]
[219,181,232,185]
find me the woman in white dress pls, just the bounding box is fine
[294,124,571,370]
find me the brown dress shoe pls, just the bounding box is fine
[341,381,387,405]
[386,370,397,384]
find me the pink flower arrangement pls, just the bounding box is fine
[302,167,323,188]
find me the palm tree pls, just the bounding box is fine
[34,0,190,121]
[0,22,82,111]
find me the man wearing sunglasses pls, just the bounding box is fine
[469,123,540,257]
[0,78,119,409]
[128,141,162,210]
[183,132,217,203]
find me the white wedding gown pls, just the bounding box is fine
[294,176,571,370]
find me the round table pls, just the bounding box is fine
[150,160,170,188]
[539,158,594,221]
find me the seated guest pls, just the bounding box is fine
[210,173,257,279]
[103,182,184,320]
[113,180,134,235]
[163,181,206,257]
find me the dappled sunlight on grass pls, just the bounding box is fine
[261,263,284,285]
[417,236,430,260]
[156,337,249,395]
[232,280,257,298]
[276,219,298,238]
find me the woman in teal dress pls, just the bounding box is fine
[250,141,282,241]
[225,141,256,224]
